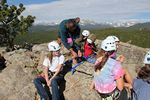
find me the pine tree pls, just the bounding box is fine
[0,1,35,50]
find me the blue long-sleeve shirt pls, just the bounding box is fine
[133,79,150,100]
[58,19,80,50]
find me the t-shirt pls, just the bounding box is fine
[133,79,150,100]
[84,42,94,57]
[94,57,124,93]
[43,55,65,72]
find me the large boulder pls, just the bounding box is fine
[0,49,36,100]
[32,43,48,53]
[0,47,6,54]
[0,40,148,100]
[64,62,101,100]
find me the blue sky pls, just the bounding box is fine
[7,0,60,5]
[7,0,150,24]
[131,12,150,20]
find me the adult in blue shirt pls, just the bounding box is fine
[57,17,82,64]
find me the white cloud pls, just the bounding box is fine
[22,0,150,24]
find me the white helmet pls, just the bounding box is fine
[82,30,90,37]
[48,41,60,51]
[106,36,120,42]
[144,50,150,64]
[100,38,116,51]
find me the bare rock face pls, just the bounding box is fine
[64,62,101,100]
[117,42,147,77]
[118,43,147,77]
[117,42,146,64]
[0,40,148,100]
[0,49,36,100]
[0,47,6,54]
[32,43,48,53]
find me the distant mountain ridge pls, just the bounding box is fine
[30,21,150,33]
[129,22,150,29]
[29,23,112,33]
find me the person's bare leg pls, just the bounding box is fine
[117,55,133,88]
[70,48,78,64]
[78,50,82,57]
[123,67,133,100]
[57,37,62,45]
[123,68,133,86]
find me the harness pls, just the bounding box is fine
[99,88,121,100]
[48,70,55,79]
[48,70,64,79]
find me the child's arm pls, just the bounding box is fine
[50,64,63,81]
[124,82,132,89]
[117,55,125,63]
[43,66,49,85]
[116,77,124,91]
[117,55,133,89]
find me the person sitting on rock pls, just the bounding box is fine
[57,17,82,64]
[75,30,90,50]
[34,41,65,100]
[132,50,150,100]
[105,36,120,58]
[106,36,133,92]
[90,38,128,100]
[83,33,97,64]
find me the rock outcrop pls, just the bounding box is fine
[0,41,148,100]
[0,49,36,100]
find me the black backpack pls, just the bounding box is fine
[0,55,6,70]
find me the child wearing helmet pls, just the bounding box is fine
[90,38,128,100]
[75,30,90,50]
[83,33,97,64]
[79,30,90,42]
[105,36,120,58]
[34,41,65,100]
[132,50,150,100]
[106,36,133,91]
[106,36,120,50]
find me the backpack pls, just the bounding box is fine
[0,55,6,70]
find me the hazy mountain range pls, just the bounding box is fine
[29,20,150,33]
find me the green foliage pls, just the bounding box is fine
[0,0,7,6]
[14,27,150,48]
[14,30,57,45]
[0,2,35,50]
[32,68,43,75]
[91,28,150,48]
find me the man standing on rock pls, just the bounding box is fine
[57,17,82,64]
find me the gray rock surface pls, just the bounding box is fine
[0,49,36,100]
[0,40,148,100]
